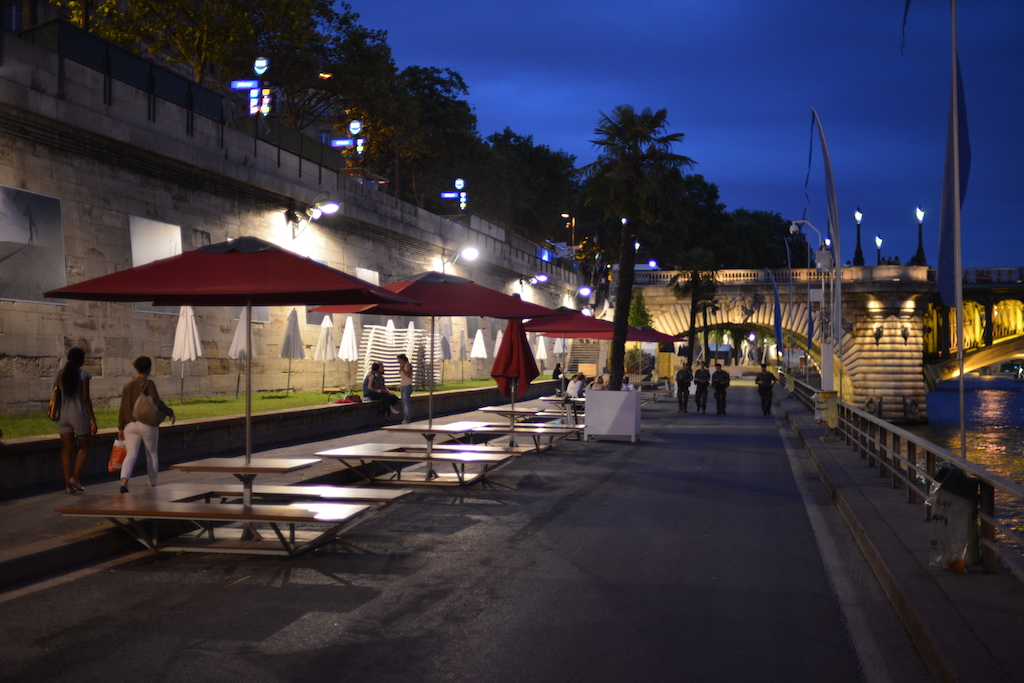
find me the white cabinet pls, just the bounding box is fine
[584,391,641,442]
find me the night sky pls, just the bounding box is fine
[352,0,1023,270]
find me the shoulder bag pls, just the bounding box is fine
[46,385,61,421]
[132,381,167,426]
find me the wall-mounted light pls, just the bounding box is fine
[902,326,910,345]
[873,325,883,345]
[288,191,340,238]
[442,245,479,271]
[577,285,593,298]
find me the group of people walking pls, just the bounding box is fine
[674,361,776,416]
[54,348,174,495]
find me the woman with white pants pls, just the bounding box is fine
[116,355,175,493]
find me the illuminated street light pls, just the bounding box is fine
[911,206,927,266]
[875,235,883,266]
[853,207,865,266]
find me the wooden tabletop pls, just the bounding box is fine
[169,457,320,474]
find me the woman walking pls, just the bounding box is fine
[117,356,175,493]
[54,347,97,494]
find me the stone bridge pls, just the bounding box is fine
[635,266,1024,423]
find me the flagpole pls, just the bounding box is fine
[951,0,966,460]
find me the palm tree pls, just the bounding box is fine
[668,247,719,365]
[580,105,694,389]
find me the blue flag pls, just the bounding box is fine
[937,51,970,307]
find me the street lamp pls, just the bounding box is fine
[789,220,835,393]
[912,206,927,266]
[874,235,883,266]
[853,207,865,266]
[560,213,576,253]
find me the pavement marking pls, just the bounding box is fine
[781,426,896,683]
[0,550,151,605]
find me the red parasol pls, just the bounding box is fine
[314,271,559,426]
[491,319,540,402]
[45,236,417,464]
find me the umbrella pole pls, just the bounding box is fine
[286,357,292,393]
[245,298,252,465]
[179,361,184,404]
[428,316,435,430]
[321,361,326,393]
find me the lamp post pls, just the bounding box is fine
[560,213,576,253]
[912,206,927,266]
[789,220,834,393]
[853,207,865,266]
[875,235,883,266]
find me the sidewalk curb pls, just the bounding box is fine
[781,396,1012,683]
[0,525,135,590]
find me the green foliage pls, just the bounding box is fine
[580,105,694,388]
[628,289,654,329]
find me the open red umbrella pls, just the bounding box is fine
[45,236,417,463]
[314,271,559,425]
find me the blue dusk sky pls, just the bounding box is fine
[352,0,1024,270]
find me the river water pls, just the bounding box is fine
[906,376,1024,486]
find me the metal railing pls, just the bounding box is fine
[783,373,1024,582]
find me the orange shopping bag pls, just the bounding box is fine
[108,439,127,473]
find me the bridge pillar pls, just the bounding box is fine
[840,277,931,423]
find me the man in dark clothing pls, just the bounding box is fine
[693,362,711,413]
[755,363,777,416]
[675,363,693,413]
[711,363,731,415]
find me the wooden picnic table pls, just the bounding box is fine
[317,442,529,486]
[382,420,582,450]
[169,456,320,541]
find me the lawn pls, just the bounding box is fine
[1,379,498,440]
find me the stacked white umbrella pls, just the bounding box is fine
[384,319,396,345]
[228,307,255,398]
[313,315,336,392]
[405,321,417,358]
[171,305,202,403]
[280,308,305,392]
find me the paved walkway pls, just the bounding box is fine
[0,381,1022,682]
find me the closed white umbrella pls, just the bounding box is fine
[171,305,202,403]
[535,334,549,361]
[280,308,305,392]
[552,336,567,356]
[228,307,254,398]
[313,315,336,392]
[458,329,468,361]
[470,329,488,359]
[492,329,504,358]
[338,315,359,362]
[440,334,452,360]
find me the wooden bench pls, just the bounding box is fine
[55,495,380,556]
[123,483,412,504]
[316,442,524,486]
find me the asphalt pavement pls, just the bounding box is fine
[0,382,1021,682]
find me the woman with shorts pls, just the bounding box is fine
[54,347,98,494]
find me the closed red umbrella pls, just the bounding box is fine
[45,236,417,463]
[491,319,540,402]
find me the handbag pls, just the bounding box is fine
[46,385,61,421]
[132,381,166,426]
[108,439,127,473]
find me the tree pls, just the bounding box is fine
[580,105,694,389]
[627,289,654,329]
[669,247,719,365]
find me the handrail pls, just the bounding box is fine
[781,372,1024,582]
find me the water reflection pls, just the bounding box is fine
[907,376,1024,529]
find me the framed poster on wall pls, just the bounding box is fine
[129,215,181,315]
[0,185,66,304]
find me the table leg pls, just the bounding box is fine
[235,473,262,541]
